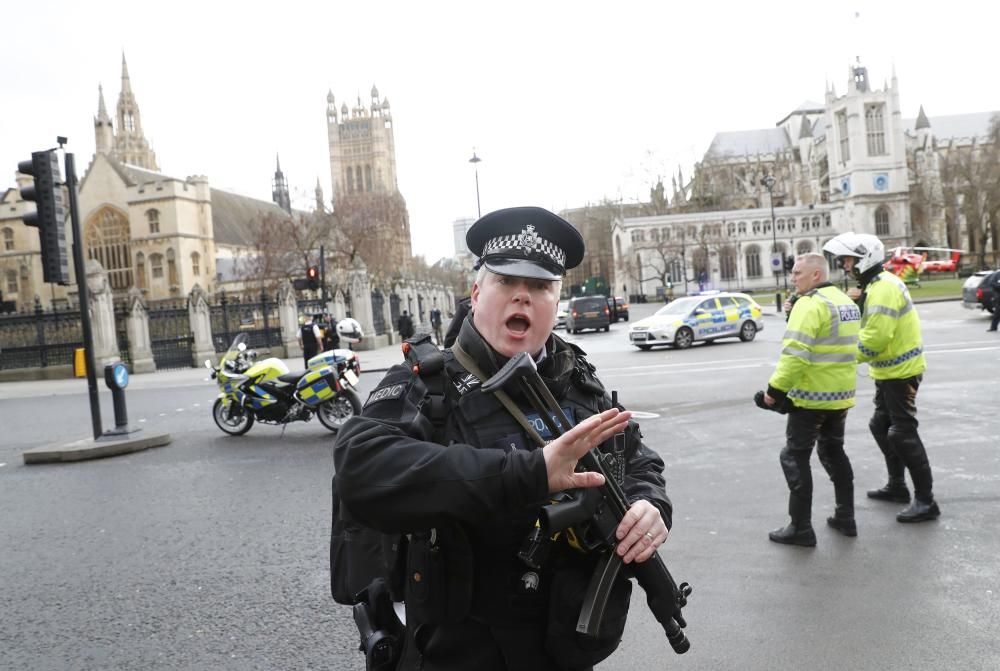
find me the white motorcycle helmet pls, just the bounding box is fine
[336,318,364,344]
[822,232,886,276]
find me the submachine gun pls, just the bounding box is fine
[480,352,693,655]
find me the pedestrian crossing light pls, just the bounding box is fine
[306,265,319,290]
[783,255,795,273]
[18,150,70,285]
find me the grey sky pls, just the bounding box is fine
[2,0,997,263]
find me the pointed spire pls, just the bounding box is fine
[915,105,931,130]
[121,52,133,94]
[275,153,283,174]
[96,84,110,122]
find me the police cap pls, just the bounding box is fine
[466,206,585,281]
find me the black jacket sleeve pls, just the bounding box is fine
[333,364,550,534]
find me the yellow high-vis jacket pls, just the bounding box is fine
[856,271,926,380]
[769,284,861,410]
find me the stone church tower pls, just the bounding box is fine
[272,154,291,214]
[326,86,412,271]
[824,62,909,246]
[98,54,159,171]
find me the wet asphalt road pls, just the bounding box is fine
[1,301,998,670]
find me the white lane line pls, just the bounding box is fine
[630,411,660,419]
[613,357,771,372]
[139,418,147,423]
[176,408,184,412]
[192,403,201,407]
[159,413,166,417]
[604,362,769,379]
[0,463,6,468]
[927,346,1000,354]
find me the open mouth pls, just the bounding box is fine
[505,314,531,335]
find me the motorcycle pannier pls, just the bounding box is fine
[296,366,339,406]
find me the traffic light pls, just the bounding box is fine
[783,255,795,273]
[18,150,69,285]
[306,265,319,290]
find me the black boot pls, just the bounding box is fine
[867,478,910,503]
[826,514,857,537]
[769,521,817,546]
[896,498,941,523]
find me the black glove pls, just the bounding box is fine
[754,390,790,414]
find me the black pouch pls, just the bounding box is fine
[544,563,632,668]
[331,486,392,605]
[404,523,474,625]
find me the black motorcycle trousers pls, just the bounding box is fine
[780,408,854,523]
[869,375,934,501]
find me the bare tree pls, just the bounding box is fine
[940,114,1000,268]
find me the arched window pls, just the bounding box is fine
[719,245,737,281]
[191,251,201,276]
[788,218,797,232]
[796,240,814,255]
[812,216,822,230]
[745,245,762,278]
[166,248,178,286]
[634,253,643,284]
[135,252,147,290]
[738,221,747,235]
[667,258,684,284]
[752,221,761,235]
[726,222,735,237]
[875,207,890,236]
[777,218,785,232]
[346,168,355,193]
[147,209,160,234]
[85,206,133,291]
[5,269,17,294]
[2,227,13,251]
[150,253,164,279]
[364,165,373,192]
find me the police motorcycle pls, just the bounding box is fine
[206,319,364,436]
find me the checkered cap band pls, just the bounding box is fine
[788,389,856,401]
[482,230,566,268]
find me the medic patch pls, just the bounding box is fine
[838,304,862,322]
[364,382,407,408]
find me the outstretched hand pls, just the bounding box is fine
[542,408,632,493]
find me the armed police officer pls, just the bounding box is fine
[761,253,860,546]
[823,233,941,523]
[332,206,673,670]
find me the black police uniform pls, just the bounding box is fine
[334,319,671,670]
[332,207,672,670]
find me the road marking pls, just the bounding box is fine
[176,408,184,412]
[629,411,660,419]
[159,413,166,417]
[927,346,1000,354]
[192,403,200,407]
[139,418,146,423]
[606,362,768,379]
[0,463,6,468]
[614,356,770,372]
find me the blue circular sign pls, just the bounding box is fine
[113,362,129,389]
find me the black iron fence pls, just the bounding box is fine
[147,298,193,370]
[0,298,83,370]
[210,291,281,353]
[371,291,386,335]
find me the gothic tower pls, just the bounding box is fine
[112,53,159,171]
[272,154,291,214]
[823,60,908,246]
[325,85,412,271]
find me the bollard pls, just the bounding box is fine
[776,291,783,314]
[102,361,140,437]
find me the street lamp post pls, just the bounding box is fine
[469,150,482,219]
[762,174,783,312]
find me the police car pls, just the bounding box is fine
[628,291,765,350]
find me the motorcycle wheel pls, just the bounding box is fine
[317,388,362,432]
[212,398,254,436]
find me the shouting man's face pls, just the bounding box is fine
[471,271,560,358]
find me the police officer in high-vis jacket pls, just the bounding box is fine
[823,233,940,523]
[763,253,860,546]
[332,207,672,670]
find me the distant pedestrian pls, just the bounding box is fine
[988,274,1000,332]
[396,310,414,340]
[429,307,444,345]
[443,296,471,348]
